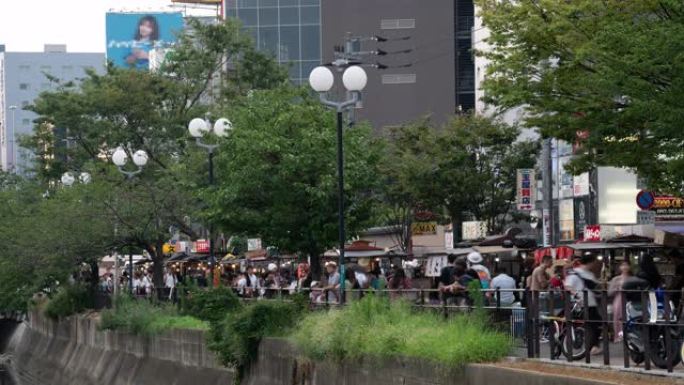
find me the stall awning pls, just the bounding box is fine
[473,245,516,255]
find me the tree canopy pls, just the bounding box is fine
[477,0,684,192]
[383,114,538,241]
[208,87,383,278]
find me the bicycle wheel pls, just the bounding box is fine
[649,326,681,370]
[549,321,563,359]
[560,325,587,361]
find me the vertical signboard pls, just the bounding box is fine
[543,209,551,247]
[559,199,575,241]
[573,196,590,240]
[106,12,184,70]
[516,169,535,211]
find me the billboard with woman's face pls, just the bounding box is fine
[106,12,184,70]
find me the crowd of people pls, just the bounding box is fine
[522,252,684,355]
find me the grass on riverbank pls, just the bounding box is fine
[292,295,511,366]
[99,295,208,335]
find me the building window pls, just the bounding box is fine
[19,83,29,90]
[62,65,73,71]
[381,74,417,84]
[19,64,30,71]
[22,118,31,126]
[380,18,416,30]
[40,65,52,71]
[21,101,29,108]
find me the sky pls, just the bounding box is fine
[0,0,215,53]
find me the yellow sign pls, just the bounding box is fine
[163,243,175,254]
[411,221,437,236]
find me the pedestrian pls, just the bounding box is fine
[530,255,552,292]
[490,267,516,307]
[564,253,603,355]
[466,252,491,289]
[438,254,458,304]
[388,267,412,299]
[369,267,387,291]
[608,261,631,342]
[549,264,564,289]
[164,268,176,300]
[323,262,340,303]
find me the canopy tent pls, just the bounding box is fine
[324,240,389,258]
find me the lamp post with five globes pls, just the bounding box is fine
[308,65,367,304]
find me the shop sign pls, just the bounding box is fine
[194,239,209,253]
[573,197,590,240]
[583,225,601,242]
[516,169,535,210]
[462,221,487,240]
[412,221,437,236]
[636,191,684,221]
[573,172,590,197]
[559,199,575,241]
[247,238,262,251]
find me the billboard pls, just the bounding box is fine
[106,12,184,70]
[516,168,535,211]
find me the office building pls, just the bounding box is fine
[225,0,476,130]
[0,44,104,175]
[224,0,321,84]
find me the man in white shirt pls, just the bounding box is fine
[564,253,602,355]
[490,268,516,306]
[164,269,176,300]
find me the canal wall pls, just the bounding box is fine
[5,310,233,385]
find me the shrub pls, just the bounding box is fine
[182,285,242,323]
[44,284,93,319]
[208,301,303,379]
[293,294,511,366]
[100,295,207,335]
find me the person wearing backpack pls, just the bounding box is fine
[466,252,491,289]
[564,253,603,355]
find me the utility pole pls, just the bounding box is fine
[542,138,555,247]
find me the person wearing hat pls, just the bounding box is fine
[466,251,491,289]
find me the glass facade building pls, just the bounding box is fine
[225,0,321,83]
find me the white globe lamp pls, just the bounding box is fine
[188,118,209,138]
[132,150,149,167]
[213,118,233,137]
[112,147,128,167]
[342,65,368,91]
[308,66,334,92]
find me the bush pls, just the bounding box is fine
[208,301,303,378]
[293,295,511,366]
[44,284,93,319]
[182,285,242,323]
[100,295,207,335]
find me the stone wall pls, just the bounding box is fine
[6,311,234,385]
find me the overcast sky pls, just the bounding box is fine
[0,0,215,52]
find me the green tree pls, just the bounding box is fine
[25,19,288,286]
[209,87,383,279]
[477,0,684,192]
[385,114,538,242]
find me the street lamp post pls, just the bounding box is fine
[188,116,232,286]
[8,105,16,173]
[111,146,149,292]
[308,65,368,304]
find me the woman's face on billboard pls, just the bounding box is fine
[139,20,154,39]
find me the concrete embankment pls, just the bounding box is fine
[4,311,233,385]
[3,312,680,385]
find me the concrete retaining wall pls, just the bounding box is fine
[6,311,234,385]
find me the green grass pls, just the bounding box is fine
[292,295,511,366]
[99,295,208,335]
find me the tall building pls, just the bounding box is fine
[225,0,476,131]
[0,45,104,175]
[224,0,321,84]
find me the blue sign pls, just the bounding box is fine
[106,12,184,70]
[636,190,655,210]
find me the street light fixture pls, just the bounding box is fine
[187,115,233,286]
[308,65,367,304]
[111,145,148,292]
[112,146,148,178]
[61,171,91,187]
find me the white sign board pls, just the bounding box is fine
[462,221,488,241]
[247,238,262,251]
